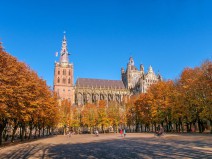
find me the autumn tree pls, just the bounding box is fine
[134,93,152,132]
[199,60,212,133]
[81,103,97,133]
[125,95,139,132]
[107,101,121,132]
[97,100,108,133]
[0,44,60,144]
[69,106,81,133]
[177,67,206,132]
[59,99,72,134]
[145,81,174,131]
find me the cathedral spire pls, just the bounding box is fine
[148,65,153,73]
[60,32,69,64]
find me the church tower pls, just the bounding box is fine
[53,33,74,104]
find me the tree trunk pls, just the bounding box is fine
[128,124,131,133]
[154,123,156,132]
[28,125,33,140]
[189,122,192,132]
[166,123,169,132]
[47,127,49,135]
[175,123,180,133]
[135,122,139,132]
[101,124,104,133]
[186,123,189,133]
[11,124,19,142]
[198,120,202,133]
[21,124,26,141]
[42,122,45,136]
[24,128,27,139]
[180,121,184,132]
[34,127,38,138]
[38,128,41,137]
[90,127,92,134]
[178,118,182,132]
[19,127,22,139]
[0,121,7,145]
[3,128,8,142]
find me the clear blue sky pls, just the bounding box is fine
[0,0,212,88]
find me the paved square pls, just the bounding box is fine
[0,133,211,158]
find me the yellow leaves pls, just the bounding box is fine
[81,103,98,127]
[0,48,60,128]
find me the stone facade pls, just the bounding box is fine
[53,35,162,105]
[75,78,129,105]
[121,57,162,94]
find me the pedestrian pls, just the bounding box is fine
[96,130,99,136]
[120,129,123,137]
[67,131,71,138]
[123,129,126,137]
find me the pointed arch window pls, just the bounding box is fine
[57,77,60,83]
[68,78,71,84]
[69,69,71,76]
[58,69,60,75]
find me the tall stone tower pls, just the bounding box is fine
[53,33,74,104]
[122,57,143,89]
[121,57,162,94]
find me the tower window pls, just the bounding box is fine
[68,78,71,84]
[63,89,65,92]
[63,78,66,84]
[57,77,60,83]
[58,70,60,75]
[63,69,66,75]
[69,70,71,75]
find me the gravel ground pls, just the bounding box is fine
[0,133,211,159]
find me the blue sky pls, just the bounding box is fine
[0,0,212,88]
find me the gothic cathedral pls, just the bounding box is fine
[53,34,162,105]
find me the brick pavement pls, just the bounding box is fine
[0,133,211,158]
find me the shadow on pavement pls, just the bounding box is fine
[0,136,211,159]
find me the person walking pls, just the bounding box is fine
[67,131,71,138]
[120,129,123,137]
[95,130,99,136]
[123,129,126,138]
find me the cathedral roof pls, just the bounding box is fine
[76,78,126,89]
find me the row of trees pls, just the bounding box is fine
[0,44,60,145]
[126,60,212,133]
[59,99,126,134]
[60,60,211,134]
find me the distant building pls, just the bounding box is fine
[121,57,162,94]
[53,35,162,105]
